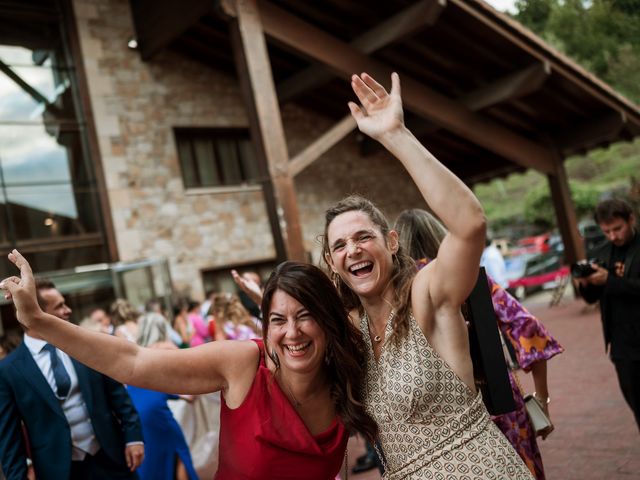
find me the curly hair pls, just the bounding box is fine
[321,195,416,344]
[109,299,140,327]
[261,261,378,443]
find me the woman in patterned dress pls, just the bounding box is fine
[322,72,533,479]
[395,208,564,479]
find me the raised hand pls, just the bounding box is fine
[231,269,263,306]
[0,250,42,330]
[348,72,404,140]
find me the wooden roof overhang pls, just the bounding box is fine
[129,0,640,262]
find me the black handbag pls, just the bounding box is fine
[465,268,516,415]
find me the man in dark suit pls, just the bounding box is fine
[576,198,640,431]
[0,279,144,479]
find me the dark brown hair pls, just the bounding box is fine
[260,261,378,442]
[321,195,416,344]
[594,198,634,224]
[34,278,57,310]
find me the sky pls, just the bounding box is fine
[484,0,518,14]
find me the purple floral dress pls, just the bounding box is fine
[416,259,564,480]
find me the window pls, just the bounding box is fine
[0,0,110,274]
[174,128,261,189]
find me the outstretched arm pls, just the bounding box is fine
[350,73,486,307]
[1,250,258,395]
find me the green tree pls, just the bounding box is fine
[523,181,601,228]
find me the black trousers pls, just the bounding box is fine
[70,449,138,480]
[613,358,640,432]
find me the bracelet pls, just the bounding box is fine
[533,392,551,405]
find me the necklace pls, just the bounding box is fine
[366,309,395,343]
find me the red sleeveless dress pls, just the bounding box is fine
[215,340,348,479]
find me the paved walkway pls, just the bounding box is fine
[348,289,640,479]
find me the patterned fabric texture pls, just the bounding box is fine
[488,275,564,480]
[416,259,564,479]
[361,313,534,480]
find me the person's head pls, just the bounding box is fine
[322,195,416,342]
[109,299,139,327]
[35,278,72,321]
[260,261,378,442]
[594,198,636,247]
[187,300,200,314]
[89,308,111,328]
[136,312,169,347]
[394,208,446,261]
[211,292,257,333]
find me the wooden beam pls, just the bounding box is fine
[277,0,446,102]
[221,0,556,173]
[547,153,585,265]
[130,0,214,60]
[289,115,356,177]
[556,111,627,154]
[228,0,306,262]
[460,62,550,111]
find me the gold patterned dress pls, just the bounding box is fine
[361,313,534,480]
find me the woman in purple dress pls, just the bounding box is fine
[395,208,563,480]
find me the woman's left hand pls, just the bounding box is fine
[538,404,554,440]
[0,250,43,331]
[348,72,404,141]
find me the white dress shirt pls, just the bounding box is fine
[24,334,100,460]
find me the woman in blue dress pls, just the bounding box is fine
[127,312,199,480]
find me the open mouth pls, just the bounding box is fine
[349,261,373,277]
[285,341,311,356]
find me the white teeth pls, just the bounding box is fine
[286,342,310,352]
[349,261,372,272]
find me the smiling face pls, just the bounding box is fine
[326,210,398,300]
[267,289,327,376]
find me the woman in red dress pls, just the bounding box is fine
[2,254,377,479]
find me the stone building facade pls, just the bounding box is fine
[72,0,425,300]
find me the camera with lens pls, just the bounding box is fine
[570,259,606,278]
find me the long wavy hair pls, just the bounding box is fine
[261,261,378,442]
[211,293,261,337]
[321,195,417,344]
[109,299,140,327]
[394,208,446,261]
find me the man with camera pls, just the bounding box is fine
[574,198,640,431]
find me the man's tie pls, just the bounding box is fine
[43,344,71,398]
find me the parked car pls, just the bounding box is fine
[504,252,570,300]
[511,233,552,256]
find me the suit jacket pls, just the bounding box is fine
[0,342,143,480]
[579,232,640,360]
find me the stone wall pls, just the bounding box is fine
[72,0,426,299]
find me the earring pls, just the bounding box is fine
[270,347,280,368]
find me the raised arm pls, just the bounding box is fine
[350,73,486,307]
[1,250,258,395]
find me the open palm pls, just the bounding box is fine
[348,72,404,140]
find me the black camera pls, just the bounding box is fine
[570,259,605,278]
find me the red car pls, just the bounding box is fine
[505,253,569,300]
[511,233,552,256]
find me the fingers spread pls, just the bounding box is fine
[351,75,378,108]
[347,102,364,121]
[361,72,388,98]
[9,250,33,278]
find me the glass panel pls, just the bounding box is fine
[194,137,220,187]
[176,137,197,188]
[5,188,100,240]
[216,138,242,184]
[0,46,74,123]
[238,139,260,183]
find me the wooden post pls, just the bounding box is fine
[228,0,306,262]
[547,151,585,266]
